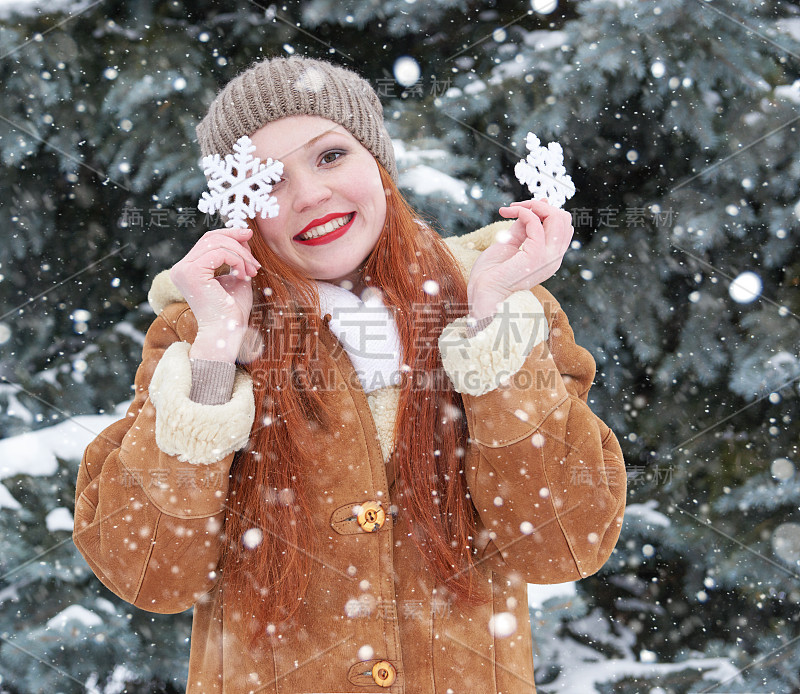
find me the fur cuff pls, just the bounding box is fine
[438,290,548,396]
[149,342,255,464]
[148,270,185,314]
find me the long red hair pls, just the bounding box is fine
[221,164,484,641]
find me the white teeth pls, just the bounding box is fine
[298,213,353,240]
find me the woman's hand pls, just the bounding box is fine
[467,199,574,320]
[169,226,260,362]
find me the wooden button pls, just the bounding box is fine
[357,501,385,532]
[371,660,396,687]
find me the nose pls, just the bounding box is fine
[290,168,332,214]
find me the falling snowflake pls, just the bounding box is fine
[242,528,263,549]
[198,134,284,229]
[514,132,576,209]
[488,611,517,638]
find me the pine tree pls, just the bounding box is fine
[0,0,798,691]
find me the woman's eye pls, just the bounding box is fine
[320,150,344,165]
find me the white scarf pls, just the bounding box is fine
[316,282,402,394]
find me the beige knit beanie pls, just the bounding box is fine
[196,57,397,181]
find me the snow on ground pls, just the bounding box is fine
[624,500,670,528]
[0,0,76,18]
[777,18,800,41]
[775,80,800,104]
[114,320,147,346]
[45,604,103,630]
[549,655,740,693]
[0,385,35,425]
[393,140,470,205]
[0,402,130,482]
[399,164,469,205]
[46,506,74,531]
[85,664,137,694]
[521,29,569,52]
[0,482,21,510]
[528,581,576,608]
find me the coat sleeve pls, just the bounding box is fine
[73,303,255,613]
[439,287,626,584]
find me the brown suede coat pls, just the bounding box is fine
[74,227,626,693]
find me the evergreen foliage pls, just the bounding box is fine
[0,0,798,691]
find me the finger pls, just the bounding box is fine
[512,197,548,204]
[507,205,547,244]
[496,207,528,246]
[192,227,257,262]
[205,225,253,239]
[188,247,257,280]
[185,231,248,258]
[193,226,253,255]
[220,226,260,269]
[500,206,547,251]
[509,199,549,208]
[542,210,574,254]
[229,231,262,277]
[499,204,542,226]
[206,248,259,279]
[186,235,261,275]
[509,198,561,220]
[190,247,254,281]
[509,198,547,207]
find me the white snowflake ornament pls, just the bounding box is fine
[198,135,283,228]
[514,132,576,209]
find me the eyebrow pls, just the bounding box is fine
[275,125,344,161]
[303,126,343,150]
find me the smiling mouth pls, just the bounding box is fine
[295,213,355,242]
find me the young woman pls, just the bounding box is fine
[74,56,626,693]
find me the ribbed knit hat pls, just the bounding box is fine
[196,57,397,181]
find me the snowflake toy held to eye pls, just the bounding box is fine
[514,132,576,209]
[197,135,284,229]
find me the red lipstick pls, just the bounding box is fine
[294,212,356,246]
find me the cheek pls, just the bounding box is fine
[350,158,386,219]
[360,178,387,225]
[253,219,287,255]
[362,190,387,237]
[256,215,278,237]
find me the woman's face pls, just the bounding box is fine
[249,115,387,289]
